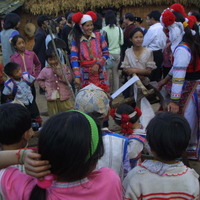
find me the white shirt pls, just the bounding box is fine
[143,22,167,51]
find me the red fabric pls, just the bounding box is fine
[162,10,175,27]
[72,12,83,23]
[0,64,4,84]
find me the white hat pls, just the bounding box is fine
[80,14,92,24]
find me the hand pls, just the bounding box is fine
[157,79,167,91]
[91,64,99,73]
[167,102,179,113]
[24,150,51,179]
[123,68,135,76]
[74,77,81,89]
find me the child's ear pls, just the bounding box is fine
[23,128,34,141]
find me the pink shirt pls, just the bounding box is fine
[37,65,72,101]
[10,50,41,78]
[0,167,122,200]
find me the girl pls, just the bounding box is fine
[37,48,74,116]
[158,5,200,160]
[123,112,199,200]
[11,35,42,124]
[111,103,146,168]
[0,13,20,66]
[121,28,156,104]
[121,28,156,88]
[70,11,109,92]
[102,10,124,93]
[11,35,41,79]
[0,111,122,199]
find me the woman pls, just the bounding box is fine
[158,6,200,160]
[102,10,124,93]
[70,11,109,92]
[0,13,20,66]
[121,27,156,102]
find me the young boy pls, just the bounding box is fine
[3,62,41,125]
[0,103,33,173]
[37,48,74,116]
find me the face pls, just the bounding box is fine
[134,21,140,27]
[14,37,25,53]
[12,67,22,80]
[47,56,59,67]
[146,16,152,26]
[130,31,144,47]
[82,21,94,37]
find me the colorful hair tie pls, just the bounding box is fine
[37,174,56,189]
[72,110,99,160]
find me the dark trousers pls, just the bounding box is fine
[25,99,40,120]
[149,50,164,82]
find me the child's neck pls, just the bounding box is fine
[132,121,141,129]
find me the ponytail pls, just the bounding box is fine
[29,185,46,200]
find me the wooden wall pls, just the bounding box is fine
[122,5,199,29]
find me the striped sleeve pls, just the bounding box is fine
[170,47,191,102]
[70,39,81,78]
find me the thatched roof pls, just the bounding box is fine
[0,0,23,15]
[22,0,200,15]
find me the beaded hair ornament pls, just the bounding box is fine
[110,107,142,135]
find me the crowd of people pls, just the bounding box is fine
[0,3,199,199]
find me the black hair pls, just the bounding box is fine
[67,12,73,24]
[147,10,161,21]
[65,11,72,21]
[71,23,84,48]
[173,11,200,70]
[4,62,20,77]
[37,15,49,27]
[30,111,104,200]
[129,27,144,39]
[114,103,139,125]
[134,17,143,24]
[3,13,20,30]
[0,103,31,145]
[11,35,25,47]
[190,10,200,21]
[105,10,116,28]
[146,112,191,161]
[55,16,63,24]
[125,13,134,22]
[93,13,103,31]
[45,48,57,60]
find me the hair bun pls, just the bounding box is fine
[86,11,97,22]
[161,9,176,27]
[72,12,83,24]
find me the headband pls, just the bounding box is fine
[73,110,99,160]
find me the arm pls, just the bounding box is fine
[32,52,41,78]
[119,28,124,46]
[123,67,152,76]
[168,48,191,113]
[33,33,45,54]
[142,29,154,47]
[37,70,46,90]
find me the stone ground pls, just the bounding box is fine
[29,83,200,175]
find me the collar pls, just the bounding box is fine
[80,32,96,42]
[14,50,30,57]
[140,159,186,176]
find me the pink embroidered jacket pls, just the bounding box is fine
[37,65,72,101]
[10,50,41,78]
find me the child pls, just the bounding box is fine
[37,49,74,116]
[3,62,41,125]
[75,83,131,180]
[11,35,41,81]
[111,103,146,168]
[123,112,200,200]
[0,111,122,199]
[0,103,33,173]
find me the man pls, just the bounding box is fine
[33,15,49,94]
[143,10,167,82]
